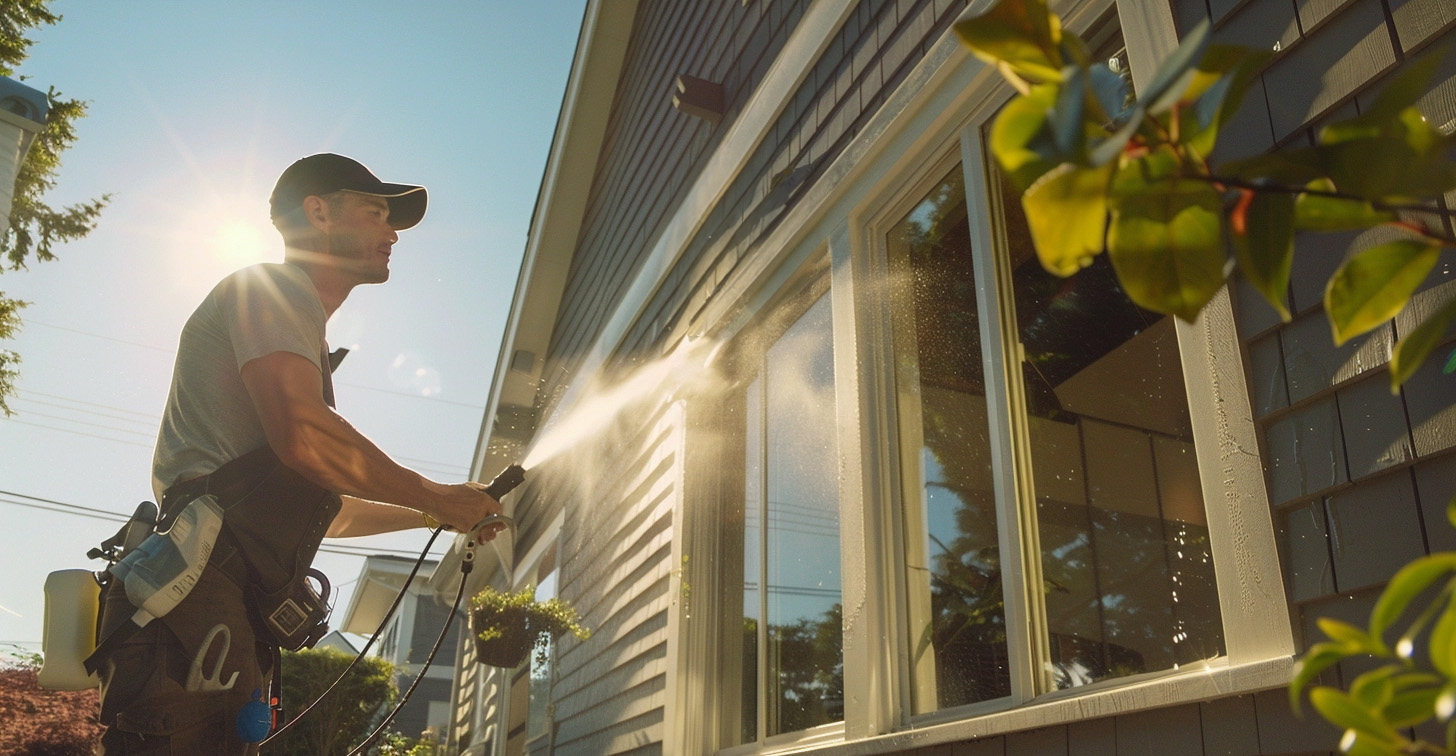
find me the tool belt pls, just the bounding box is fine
[157,445,342,651]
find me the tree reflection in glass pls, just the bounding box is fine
[993,168,1225,687]
[889,166,1011,712]
[738,292,844,740]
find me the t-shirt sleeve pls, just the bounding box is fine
[218,265,327,372]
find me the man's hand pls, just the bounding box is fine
[432,482,505,541]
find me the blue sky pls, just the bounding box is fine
[0,0,587,651]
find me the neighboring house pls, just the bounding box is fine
[434,1,1456,755]
[341,555,462,742]
[313,629,359,656]
[0,76,48,227]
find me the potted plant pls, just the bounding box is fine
[469,586,590,668]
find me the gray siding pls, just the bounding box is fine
[617,0,964,359]
[545,404,681,756]
[546,0,813,388]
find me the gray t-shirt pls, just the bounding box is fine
[151,263,327,500]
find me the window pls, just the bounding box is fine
[726,277,844,747]
[679,7,1292,754]
[526,566,557,747]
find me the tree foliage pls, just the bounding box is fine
[261,646,397,756]
[957,1,1456,753]
[0,0,109,415]
[0,651,103,756]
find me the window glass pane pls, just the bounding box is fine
[763,292,843,734]
[890,166,1009,712]
[527,568,558,742]
[741,376,762,744]
[990,167,1226,687]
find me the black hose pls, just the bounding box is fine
[259,526,445,747]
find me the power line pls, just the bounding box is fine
[18,389,161,422]
[0,494,438,561]
[11,408,155,438]
[2,418,154,449]
[24,319,172,353]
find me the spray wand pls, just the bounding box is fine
[265,463,528,753]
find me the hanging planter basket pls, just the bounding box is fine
[469,587,590,669]
[471,605,536,668]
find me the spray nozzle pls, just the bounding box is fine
[482,463,526,501]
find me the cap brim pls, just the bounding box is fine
[365,184,428,230]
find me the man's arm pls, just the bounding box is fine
[240,350,499,534]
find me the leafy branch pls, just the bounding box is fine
[956,0,1455,392]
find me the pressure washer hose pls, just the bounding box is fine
[346,513,517,755]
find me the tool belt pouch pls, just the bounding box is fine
[162,446,342,652]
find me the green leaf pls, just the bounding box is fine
[955,0,1066,83]
[1292,643,1357,710]
[1338,729,1410,756]
[1022,162,1114,276]
[1370,554,1456,640]
[1325,239,1439,345]
[1220,145,1327,186]
[1318,617,1378,650]
[1350,666,1398,709]
[1310,687,1404,743]
[1429,592,1456,678]
[1052,64,1088,156]
[1183,44,1274,158]
[990,84,1065,192]
[1294,179,1398,231]
[1231,190,1294,321]
[1342,49,1444,128]
[1141,18,1212,115]
[1291,643,1352,710]
[1390,298,1456,389]
[1448,494,1456,533]
[1088,60,1131,122]
[1107,150,1226,321]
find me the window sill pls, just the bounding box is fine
[750,655,1294,756]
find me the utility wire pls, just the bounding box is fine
[2,418,154,449]
[0,491,447,559]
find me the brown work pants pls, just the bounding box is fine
[96,557,271,755]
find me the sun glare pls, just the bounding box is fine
[212,217,269,268]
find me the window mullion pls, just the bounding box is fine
[756,366,770,744]
[959,126,1052,704]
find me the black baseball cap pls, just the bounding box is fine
[269,153,428,230]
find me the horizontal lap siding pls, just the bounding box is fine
[619,0,965,359]
[544,403,682,755]
[543,0,810,406]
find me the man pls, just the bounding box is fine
[96,153,502,754]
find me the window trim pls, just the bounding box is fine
[666,0,1296,753]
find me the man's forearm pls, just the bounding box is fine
[327,496,429,538]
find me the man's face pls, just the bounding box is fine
[322,192,397,284]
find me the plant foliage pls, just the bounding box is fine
[261,646,397,756]
[470,586,589,667]
[956,0,1454,393]
[0,0,109,415]
[0,650,103,756]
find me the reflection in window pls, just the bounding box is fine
[889,166,1010,713]
[526,568,558,744]
[992,164,1225,687]
[736,291,843,741]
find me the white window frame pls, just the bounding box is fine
[667,0,1296,753]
